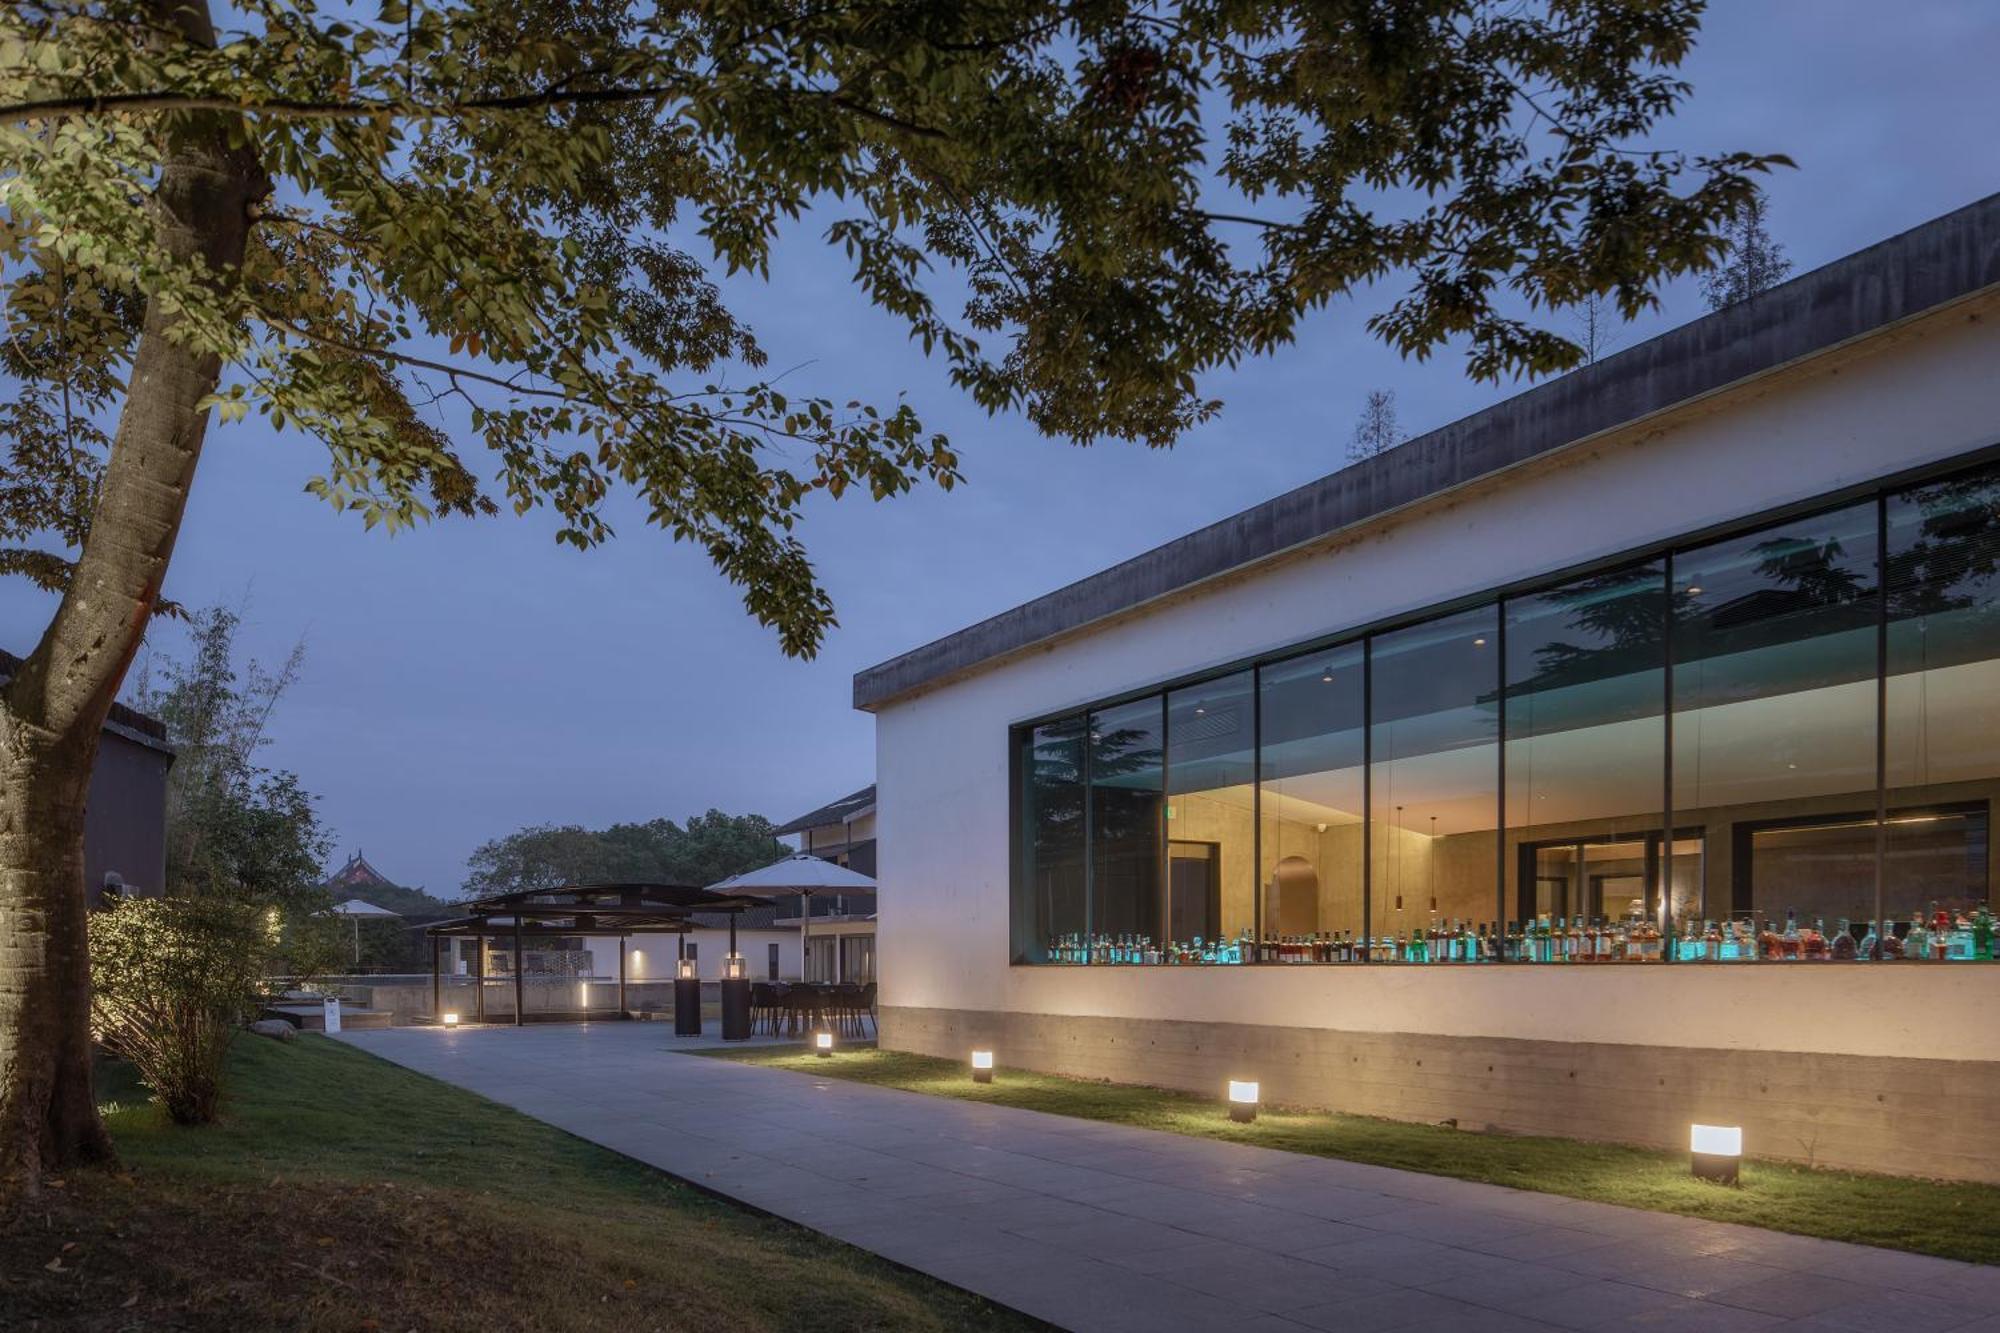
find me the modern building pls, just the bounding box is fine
[1,647,174,904]
[857,195,2000,1183]
[775,784,879,982]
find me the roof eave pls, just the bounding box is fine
[852,191,2000,714]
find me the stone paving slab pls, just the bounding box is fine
[335,1024,2000,1333]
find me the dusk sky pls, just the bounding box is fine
[4,3,1994,899]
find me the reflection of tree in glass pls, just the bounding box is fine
[1027,720,1086,844]
[1887,476,2000,618]
[1747,535,1870,611]
[1087,719,1163,847]
[1524,566,1667,693]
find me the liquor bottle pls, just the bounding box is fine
[1974,905,1995,961]
[1858,919,1880,961]
[1829,918,1855,961]
[1781,909,1802,961]
[1904,915,1928,963]
[1702,919,1721,962]
[1881,919,1904,960]
[1803,918,1828,961]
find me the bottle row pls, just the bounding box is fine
[1041,905,2000,965]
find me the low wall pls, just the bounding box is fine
[881,1004,2000,1184]
[307,976,708,1023]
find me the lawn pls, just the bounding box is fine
[1,1035,1045,1331]
[708,1045,2000,1267]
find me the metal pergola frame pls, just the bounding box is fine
[423,882,757,1026]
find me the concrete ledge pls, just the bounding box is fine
[881,1004,2000,1184]
[855,192,2000,711]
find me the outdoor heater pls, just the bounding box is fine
[1228,1080,1260,1124]
[673,947,703,1038]
[971,1050,994,1084]
[1690,1124,1743,1184]
[724,953,747,979]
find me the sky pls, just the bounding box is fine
[5,2,1996,898]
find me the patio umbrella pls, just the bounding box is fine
[331,897,400,965]
[708,853,875,982]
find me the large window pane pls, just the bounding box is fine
[1015,717,1086,962]
[1370,606,1500,959]
[1672,501,1879,936]
[1166,672,1255,963]
[1886,466,2000,941]
[1090,696,1165,959]
[1505,563,1669,945]
[1259,646,1366,962]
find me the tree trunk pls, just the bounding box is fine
[0,0,265,1201]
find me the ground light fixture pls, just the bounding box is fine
[441,1012,460,1027]
[1227,1080,1260,1123]
[1690,1123,1743,1184]
[971,1050,995,1084]
[815,1030,835,1058]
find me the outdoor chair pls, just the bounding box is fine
[829,984,871,1038]
[782,986,817,1037]
[749,983,779,1036]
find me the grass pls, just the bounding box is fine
[1,1036,1045,1331]
[707,1045,2000,1267]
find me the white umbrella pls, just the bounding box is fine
[331,897,400,965]
[708,854,875,982]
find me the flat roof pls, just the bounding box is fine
[854,191,2000,713]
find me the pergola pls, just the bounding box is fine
[424,882,756,1025]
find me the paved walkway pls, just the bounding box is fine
[336,1024,2000,1333]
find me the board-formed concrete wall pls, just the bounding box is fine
[868,291,2000,1181]
[882,1003,2000,1183]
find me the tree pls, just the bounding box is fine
[1575,292,1617,365]
[464,811,789,897]
[130,607,329,923]
[1701,192,1793,311]
[1348,389,1405,463]
[0,0,1785,1194]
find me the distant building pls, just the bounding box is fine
[0,648,173,905]
[328,849,397,892]
[774,784,877,983]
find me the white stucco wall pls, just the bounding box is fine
[873,297,2000,1064]
[578,928,802,982]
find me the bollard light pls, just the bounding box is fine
[442,1012,460,1027]
[1690,1124,1742,1185]
[971,1050,995,1084]
[1227,1080,1260,1124]
[815,1030,835,1058]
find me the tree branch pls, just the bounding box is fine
[0,82,947,138]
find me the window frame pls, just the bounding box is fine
[1007,446,2000,966]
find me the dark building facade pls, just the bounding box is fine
[1,648,174,903]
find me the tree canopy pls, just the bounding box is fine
[463,810,791,897]
[2,0,1785,656]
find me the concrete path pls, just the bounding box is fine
[336,1024,2000,1333]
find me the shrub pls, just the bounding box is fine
[90,896,267,1124]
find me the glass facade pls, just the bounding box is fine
[1012,456,2000,965]
[1258,646,1366,961]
